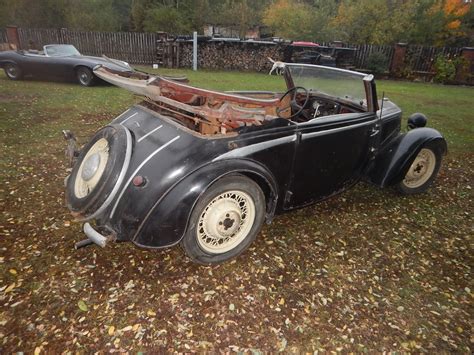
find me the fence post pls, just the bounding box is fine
[455,47,474,85]
[59,28,67,44]
[193,31,197,71]
[390,43,407,75]
[6,26,21,49]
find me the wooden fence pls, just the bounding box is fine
[352,44,395,70]
[17,28,157,64]
[5,27,470,79]
[404,45,462,72]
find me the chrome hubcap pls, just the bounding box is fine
[81,153,101,181]
[7,66,17,78]
[79,71,89,84]
[197,190,256,254]
[403,148,436,188]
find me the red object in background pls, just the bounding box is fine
[292,41,320,47]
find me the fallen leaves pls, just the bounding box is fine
[0,77,472,353]
[77,300,88,312]
[4,283,16,293]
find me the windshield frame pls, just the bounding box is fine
[44,44,81,57]
[282,63,372,111]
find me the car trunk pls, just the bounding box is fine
[94,66,287,136]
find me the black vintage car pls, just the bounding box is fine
[64,62,447,264]
[0,44,133,86]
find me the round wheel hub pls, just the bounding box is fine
[79,71,90,85]
[218,210,241,236]
[7,66,17,77]
[81,153,101,181]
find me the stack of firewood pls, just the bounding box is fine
[177,42,286,72]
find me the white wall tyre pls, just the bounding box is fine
[181,175,266,264]
[396,143,443,195]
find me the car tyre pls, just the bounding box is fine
[66,125,129,216]
[4,63,23,80]
[76,67,96,87]
[181,175,266,265]
[396,142,443,195]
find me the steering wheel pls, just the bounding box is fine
[277,86,310,119]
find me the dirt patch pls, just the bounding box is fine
[0,93,38,103]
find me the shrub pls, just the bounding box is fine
[433,54,467,84]
[366,51,389,74]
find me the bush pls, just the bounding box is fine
[433,55,467,84]
[366,51,389,74]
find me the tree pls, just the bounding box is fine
[439,0,472,45]
[65,0,124,32]
[142,5,190,33]
[212,0,272,38]
[0,0,68,28]
[263,0,316,41]
[329,0,417,45]
[131,0,153,31]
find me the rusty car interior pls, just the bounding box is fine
[94,64,365,136]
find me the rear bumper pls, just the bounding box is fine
[75,223,116,249]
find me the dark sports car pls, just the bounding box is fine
[63,62,447,264]
[0,44,133,86]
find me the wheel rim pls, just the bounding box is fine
[403,148,436,188]
[78,70,90,85]
[197,190,256,254]
[74,138,109,198]
[6,65,18,78]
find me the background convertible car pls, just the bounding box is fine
[0,44,133,86]
[64,62,447,264]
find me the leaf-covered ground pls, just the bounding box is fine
[0,70,472,352]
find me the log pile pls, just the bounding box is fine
[177,42,286,72]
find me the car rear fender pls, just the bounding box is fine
[367,127,447,187]
[132,159,278,249]
[0,59,18,68]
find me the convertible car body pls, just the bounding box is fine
[0,44,133,86]
[64,62,447,264]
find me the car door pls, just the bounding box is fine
[284,111,378,209]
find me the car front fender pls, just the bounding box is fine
[132,159,278,249]
[367,127,447,187]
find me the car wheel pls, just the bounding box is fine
[4,63,22,80]
[181,175,266,264]
[76,67,96,86]
[396,143,442,195]
[66,125,130,217]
